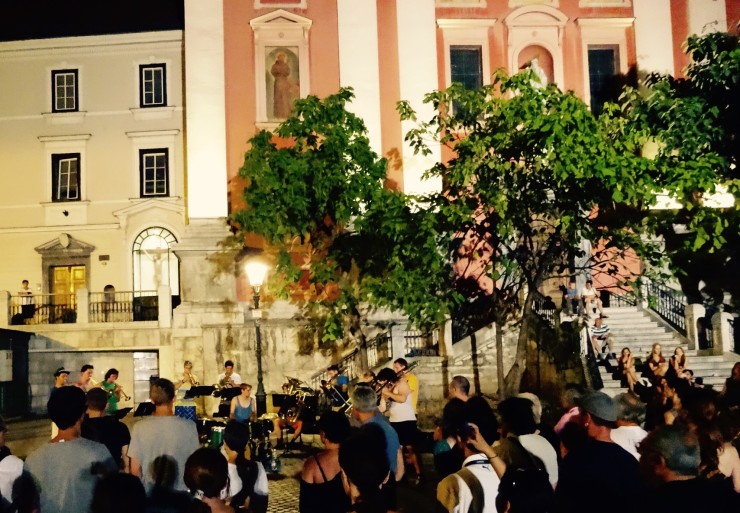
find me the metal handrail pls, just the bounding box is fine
[310,331,393,391]
[643,280,687,336]
[582,327,604,390]
[89,290,158,323]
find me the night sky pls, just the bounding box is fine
[0,0,184,42]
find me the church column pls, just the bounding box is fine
[395,0,441,195]
[337,0,383,154]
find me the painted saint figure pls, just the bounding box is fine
[271,52,293,119]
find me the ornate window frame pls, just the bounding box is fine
[250,9,312,129]
[438,19,496,89]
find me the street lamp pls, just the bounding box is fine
[245,258,269,416]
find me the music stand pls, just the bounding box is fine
[184,385,216,399]
[133,402,155,417]
[111,407,133,420]
[215,387,242,400]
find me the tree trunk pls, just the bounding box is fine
[495,321,505,400]
[503,291,535,396]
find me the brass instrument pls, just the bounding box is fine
[219,372,235,388]
[89,377,100,388]
[183,371,200,386]
[115,385,132,402]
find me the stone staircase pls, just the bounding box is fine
[596,306,739,396]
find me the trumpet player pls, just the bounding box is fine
[101,368,130,414]
[217,360,242,388]
[75,364,95,392]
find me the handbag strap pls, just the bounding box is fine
[457,467,485,513]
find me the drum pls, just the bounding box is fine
[209,425,225,449]
[248,419,274,440]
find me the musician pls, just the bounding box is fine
[393,358,418,414]
[175,360,201,419]
[272,394,305,449]
[100,368,124,414]
[76,364,95,393]
[324,364,349,412]
[217,360,242,388]
[378,366,423,486]
[230,383,257,423]
[175,360,199,390]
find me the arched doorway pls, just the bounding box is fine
[132,227,180,305]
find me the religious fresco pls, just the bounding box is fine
[265,46,300,121]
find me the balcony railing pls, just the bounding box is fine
[9,293,76,325]
[5,288,165,326]
[89,291,158,323]
[404,330,439,357]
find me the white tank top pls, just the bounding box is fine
[389,382,416,422]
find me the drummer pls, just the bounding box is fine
[229,383,257,424]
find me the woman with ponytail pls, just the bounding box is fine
[183,447,232,513]
[222,420,268,513]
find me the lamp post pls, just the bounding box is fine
[245,258,269,416]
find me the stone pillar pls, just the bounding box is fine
[712,311,734,355]
[158,285,172,328]
[0,292,8,327]
[390,324,407,361]
[684,303,705,351]
[439,318,453,359]
[633,0,676,76]
[76,287,89,324]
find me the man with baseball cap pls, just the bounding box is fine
[555,391,645,513]
[49,367,71,439]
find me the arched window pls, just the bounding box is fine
[132,227,179,296]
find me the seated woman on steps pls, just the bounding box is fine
[668,347,691,381]
[617,348,639,393]
[645,343,669,383]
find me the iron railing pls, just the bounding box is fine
[404,330,439,357]
[605,290,638,308]
[533,293,556,328]
[643,280,687,336]
[89,290,158,323]
[582,327,604,390]
[310,331,393,391]
[9,293,76,325]
[729,318,737,354]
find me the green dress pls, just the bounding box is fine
[101,381,118,413]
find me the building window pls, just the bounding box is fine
[450,46,483,90]
[51,153,81,202]
[587,46,619,115]
[52,70,78,112]
[132,226,180,296]
[140,64,167,107]
[139,149,169,197]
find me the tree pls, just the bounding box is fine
[399,70,660,395]
[233,89,461,368]
[619,32,740,307]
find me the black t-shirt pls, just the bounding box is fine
[642,476,740,513]
[556,439,645,513]
[80,415,131,468]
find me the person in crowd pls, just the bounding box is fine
[378,367,422,486]
[646,343,669,382]
[129,378,200,493]
[668,346,691,381]
[716,411,740,491]
[90,472,147,513]
[50,367,69,395]
[555,391,645,513]
[76,364,96,392]
[432,413,461,480]
[300,411,351,513]
[145,455,194,513]
[358,370,376,384]
[81,388,131,470]
[486,397,558,487]
[339,423,396,513]
[0,416,23,511]
[558,421,588,460]
[580,280,605,317]
[589,316,613,358]
[24,386,117,513]
[100,368,123,414]
[49,367,70,439]
[217,360,242,388]
[562,279,580,315]
[350,384,404,510]
[223,420,268,513]
[617,348,640,393]
[11,471,40,513]
[183,448,233,513]
[638,425,739,512]
[554,384,584,435]
[720,362,740,413]
[658,377,686,426]
[230,383,256,424]
[495,465,555,513]
[447,375,499,445]
[436,422,501,513]
[518,391,560,462]
[610,392,648,460]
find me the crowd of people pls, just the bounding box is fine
[0,353,737,513]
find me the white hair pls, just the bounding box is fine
[517,392,542,424]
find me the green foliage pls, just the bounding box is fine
[233,88,461,347]
[618,32,739,306]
